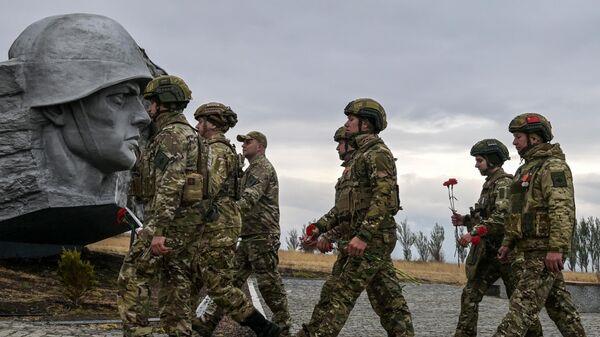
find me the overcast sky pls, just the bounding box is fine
[2,1,600,260]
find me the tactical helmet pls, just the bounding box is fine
[334,126,349,142]
[508,113,553,142]
[470,139,510,166]
[143,75,192,107]
[343,98,387,132]
[9,14,152,108]
[194,102,238,129]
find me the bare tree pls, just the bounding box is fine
[286,228,300,251]
[455,228,468,266]
[429,223,445,262]
[590,217,600,272]
[567,223,579,272]
[577,218,591,272]
[396,219,415,261]
[415,231,430,262]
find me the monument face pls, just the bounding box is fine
[0,13,153,257]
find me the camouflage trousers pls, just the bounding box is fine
[190,231,255,334]
[117,234,157,337]
[303,233,414,337]
[493,252,586,337]
[157,235,195,337]
[455,242,542,337]
[195,234,291,335]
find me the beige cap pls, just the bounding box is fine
[236,131,267,148]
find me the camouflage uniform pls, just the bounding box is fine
[190,133,256,330]
[141,110,200,336]
[493,113,585,337]
[197,151,291,335]
[302,131,413,337]
[454,168,542,337]
[117,173,158,337]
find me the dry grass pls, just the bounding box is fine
[88,235,600,285]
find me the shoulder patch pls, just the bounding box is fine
[498,187,507,200]
[154,151,170,171]
[551,171,568,188]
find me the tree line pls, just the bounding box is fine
[285,217,600,273]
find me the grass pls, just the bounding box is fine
[89,234,600,285]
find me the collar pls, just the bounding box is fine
[154,110,188,131]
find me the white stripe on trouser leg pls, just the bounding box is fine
[195,279,265,319]
[247,278,265,316]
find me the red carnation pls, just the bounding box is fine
[476,226,488,236]
[306,223,317,237]
[116,207,127,224]
[443,178,458,187]
[471,236,481,246]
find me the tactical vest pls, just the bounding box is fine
[507,159,550,242]
[129,120,208,205]
[469,171,513,227]
[334,139,400,234]
[207,137,241,201]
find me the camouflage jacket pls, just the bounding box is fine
[463,168,513,244]
[316,134,400,243]
[502,143,576,254]
[202,133,242,238]
[238,153,280,237]
[139,111,200,238]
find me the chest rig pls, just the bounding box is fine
[207,138,241,201]
[469,171,512,225]
[334,140,401,234]
[129,121,208,205]
[507,159,549,240]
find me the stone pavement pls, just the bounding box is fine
[1,279,599,336]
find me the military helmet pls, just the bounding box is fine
[334,126,349,142]
[343,98,387,132]
[8,13,152,108]
[143,75,192,105]
[508,113,553,142]
[194,102,238,129]
[470,139,510,166]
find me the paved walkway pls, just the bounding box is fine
[1,279,599,336]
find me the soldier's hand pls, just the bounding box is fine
[497,246,510,263]
[458,233,472,247]
[317,236,333,253]
[451,211,464,226]
[347,237,367,256]
[151,236,171,255]
[545,252,564,273]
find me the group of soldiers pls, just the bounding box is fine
[115,73,587,337]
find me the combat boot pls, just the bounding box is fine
[240,309,281,337]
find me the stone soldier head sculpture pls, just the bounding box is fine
[0,13,155,257]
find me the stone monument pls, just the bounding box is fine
[0,13,155,257]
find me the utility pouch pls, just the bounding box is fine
[129,174,143,197]
[522,212,550,238]
[182,172,204,203]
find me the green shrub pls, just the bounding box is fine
[57,249,97,306]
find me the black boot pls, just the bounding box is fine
[240,309,281,337]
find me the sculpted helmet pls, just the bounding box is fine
[343,98,387,133]
[470,139,510,167]
[508,113,553,142]
[143,75,192,109]
[9,13,152,108]
[194,102,238,130]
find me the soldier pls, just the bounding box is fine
[191,104,281,337]
[296,98,414,337]
[140,75,201,336]
[194,130,292,336]
[451,139,542,337]
[493,113,586,337]
[116,51,167,337]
